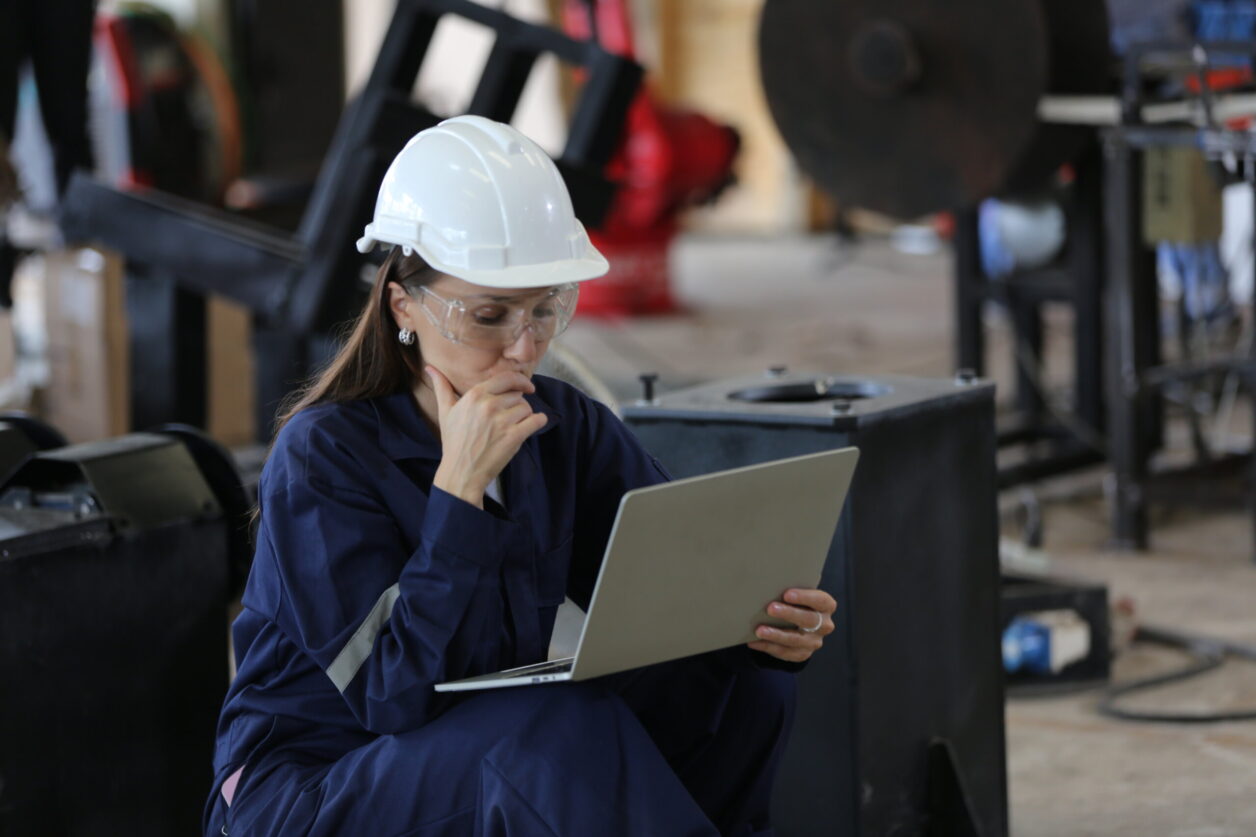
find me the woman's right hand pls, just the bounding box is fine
[427,366,548,508]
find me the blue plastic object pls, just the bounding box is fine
[1002,617,1054,675]
[1192,1,1256,44]
[1158,241,1234,323]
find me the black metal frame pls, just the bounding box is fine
[1102,124,1256,553]
[953,141,1107,490]
[61,0,643,438]
[1102,41,1256,556]
[958,39,1256,557]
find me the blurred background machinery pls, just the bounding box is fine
[60,0,643,439]
[52,0,742,439]
[560,0,741,316]
[756,0,1256,556]
[0,413,66,477]
[0,425,249,836]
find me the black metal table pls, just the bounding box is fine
[1102,122,1256,556]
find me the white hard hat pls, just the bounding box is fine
[356,115,609,289]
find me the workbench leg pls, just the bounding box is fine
[954,208,985,378]
[1011,291,1046,422]
[1071,142,1106,436]
[1103,134,1149,550]
[126,267,207,430]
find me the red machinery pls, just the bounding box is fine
[561,0,739,316]
[92,7,241,201]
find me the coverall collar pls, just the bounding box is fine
[372,385,564,463]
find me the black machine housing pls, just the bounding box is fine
[623,371,1007,837]
[0,432,242,836]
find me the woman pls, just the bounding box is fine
[206,116,837,836]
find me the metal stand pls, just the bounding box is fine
[959,40,1256,556]
[126,268,207,429]
[954,142,1107,489]
[1102,124,1256,557]
[1101,40,1256,557]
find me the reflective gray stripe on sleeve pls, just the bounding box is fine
[326,583,401,693]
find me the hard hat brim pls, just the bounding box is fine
[357,234,611,290]
[449,252,611,289]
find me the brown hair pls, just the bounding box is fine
[271,246,439,439]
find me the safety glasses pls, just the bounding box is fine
[414,283,580,349]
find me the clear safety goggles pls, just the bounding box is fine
[415,283,580,349]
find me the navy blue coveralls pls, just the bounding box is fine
[206,376,798,836]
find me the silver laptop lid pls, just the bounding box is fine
[569,447,858,680]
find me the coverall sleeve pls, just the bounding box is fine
[258,449,519,735]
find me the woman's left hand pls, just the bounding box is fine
[748,588,837,663]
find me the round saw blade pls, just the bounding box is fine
[759,0,1049,218]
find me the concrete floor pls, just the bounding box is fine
[561,234,1256,837]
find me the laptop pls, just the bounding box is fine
[434,447,859,692]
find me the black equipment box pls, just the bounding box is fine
[623,371,1008,837]
[1001,572,1111,693]
[0,433,238,836]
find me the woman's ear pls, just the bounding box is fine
[386,281,414,330]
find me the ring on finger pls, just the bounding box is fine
[800,610,824,633]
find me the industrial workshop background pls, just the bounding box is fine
[3,0,1256,835]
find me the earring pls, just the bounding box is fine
[398,327,415,346]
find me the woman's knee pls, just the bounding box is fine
[498,682,631,741]
[430,682,636,764]
[466,681,622,728]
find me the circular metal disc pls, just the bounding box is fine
[759,0,1049,218]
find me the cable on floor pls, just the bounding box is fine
[1098,623,1256,723]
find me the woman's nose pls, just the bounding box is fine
[502,324,539,361]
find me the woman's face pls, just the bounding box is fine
[391,274,554,397]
